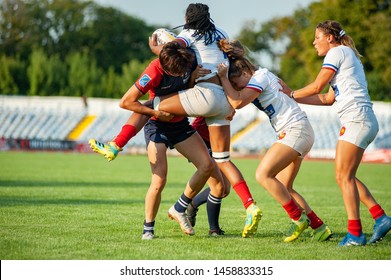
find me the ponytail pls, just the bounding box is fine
[217,38,257,79]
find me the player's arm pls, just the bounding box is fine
[149,36,186,56]
[279,70,335,106]
[119,85,172,121]
[293,68,335,99]
[295,86,335,106]
[280,68,335,99]
[217,63,258,109]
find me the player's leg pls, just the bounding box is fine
[89,112,149,161]
[208,124,262,237]
[175,132,225,235]
[276,158,332,241]
[187,173,231,227]
[355,177,391,243]
[153,92,188,116]
[256,143,309,242]
[142,141,168,240]
[155,85,233,118]
[335,140,367,246]
[187,119,231,227]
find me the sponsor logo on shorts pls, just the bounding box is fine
[278,132,286,140]
[340,126,346,136]
[139,74,151,88]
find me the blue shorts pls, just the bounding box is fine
[144,118,196,149]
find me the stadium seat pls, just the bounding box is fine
[1,96,390,158]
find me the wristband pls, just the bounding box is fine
[290,91,295,99]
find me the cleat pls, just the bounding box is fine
[242,203,262,238]
[186,202,199,227]
[88,139,122,162]
[369,214,391,244]
[284,212,310,242]
[209,228,225,237]
[141,232,154,240]
[311,223,333,241]
[168,205,195,235]
[338,232,366,247]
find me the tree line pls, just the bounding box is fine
[238,0,391,101]
[1,0,390,100]
[0,0,155,99]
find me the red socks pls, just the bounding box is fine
[282,199,302,221]
[348,219,362,237]
[113,124,137,148]
[369,204,385,220]
[307,211,324,229]
[232,180,254,209]
[346,204,385,236]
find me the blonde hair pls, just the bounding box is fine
[316,20,362,58]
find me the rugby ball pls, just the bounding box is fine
[152,28,177,45]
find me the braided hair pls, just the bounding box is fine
[316,20,362,58]
[183,3,218,45]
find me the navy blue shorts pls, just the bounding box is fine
[144,118,196,149]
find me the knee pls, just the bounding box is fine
[335,170,342,186]
[335,169,354,187]
[255,172,266,186]
[286,186,295,195]
[255,166,270,186]
[150,177,166,192]
[335,171,348,187]
[198,159,215,176]
[210,183,225,198]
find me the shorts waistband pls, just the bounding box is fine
[196,82,223,90]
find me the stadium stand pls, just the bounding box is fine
[1,95,390,162]
[231,102,391,160]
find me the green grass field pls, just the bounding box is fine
[0,151,390,260]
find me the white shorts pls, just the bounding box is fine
[276,118,314,157]
[178,82,234,126]
[339,110,378,149]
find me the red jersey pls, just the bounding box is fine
[134,59,195,122]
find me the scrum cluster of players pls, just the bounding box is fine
[89,3,391,246]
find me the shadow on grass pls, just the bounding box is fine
[0,196,146,206]
[0,196,182,207]
[0,180,147,188]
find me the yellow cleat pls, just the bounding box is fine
[312,223,333,241]
[284,212,310,242]
[242,203,262,238]
[88,139,122,162]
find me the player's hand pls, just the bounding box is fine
[278,79,292,96]
[217,62,229,79]
[149,34,160,55]
[192,65,211,79]
[156,110,174,122]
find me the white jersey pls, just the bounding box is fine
[323,45,373,122]
[176,26,229,81]
[247,68,307,133]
